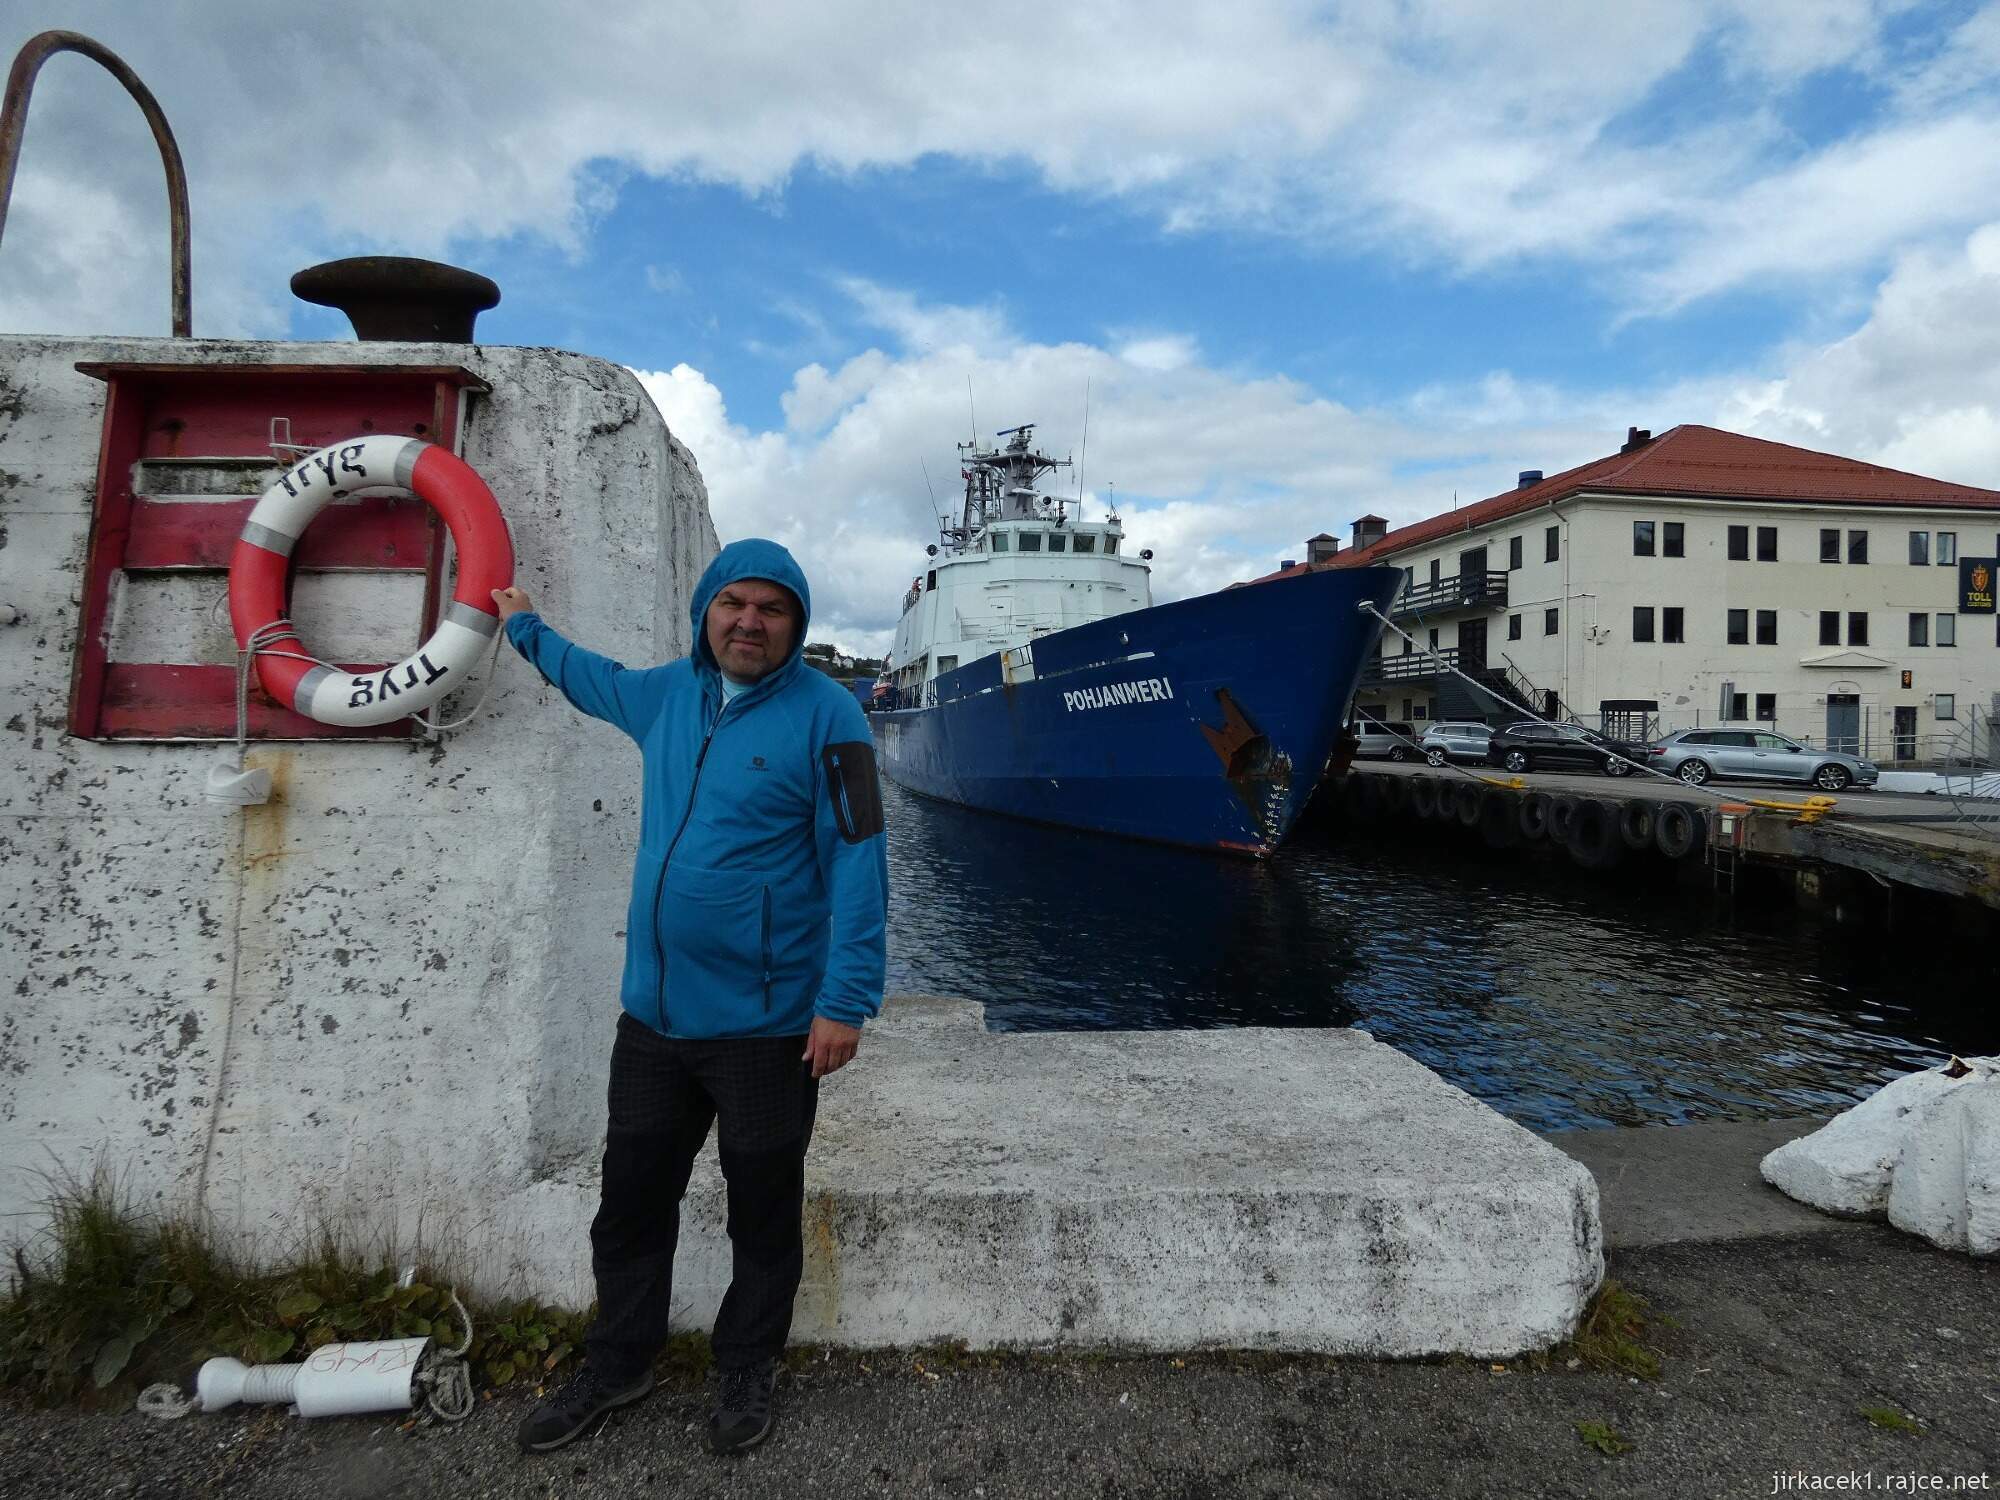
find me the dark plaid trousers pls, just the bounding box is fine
[586,1011,820,1378]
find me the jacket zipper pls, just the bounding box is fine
[760,886,773,1013]
[652,696,729,1032]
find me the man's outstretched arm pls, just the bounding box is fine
[492,587,663,741]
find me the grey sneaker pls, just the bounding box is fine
[516,1364,653,1453]
[707,1360,779,1454]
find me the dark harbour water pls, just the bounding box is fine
[880,781,1999,1133]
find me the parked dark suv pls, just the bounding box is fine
[1484,720,1648,776]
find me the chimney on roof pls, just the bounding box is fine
[1281,559,1297,571]
[1620,426,1653,453]
[1306,532,1340,565]
[1516,470,1543,489]
[1351,515,1388,551]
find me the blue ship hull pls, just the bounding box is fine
[870,564,1403,855]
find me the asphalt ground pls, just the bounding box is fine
[4,1123,1994,1500]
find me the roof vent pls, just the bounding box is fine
[1306,533,1340,565]
[291,257,501,342]
[1351,515,1389,551]
[1281,559,1297,571]
[1516,470,1543,489]
[1620,426,1653,453]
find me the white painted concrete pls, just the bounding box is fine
[502,997,1604,1356]
[1760,1057,2000,1256]
[1871,770,2000,799]
[0,334,718,1255]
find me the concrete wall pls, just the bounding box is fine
[1354,495,1999,751]
[0,335,718,1268]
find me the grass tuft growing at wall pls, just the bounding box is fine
[0,1167,591,1407]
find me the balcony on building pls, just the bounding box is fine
[1360,646,1459,687]
[1389,569,1509,618]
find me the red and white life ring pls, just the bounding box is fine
[228,435,514,727]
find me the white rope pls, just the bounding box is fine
[209,588,504,742]
[1356,600,1741,805]
[137,1382,200,1420]
[412,1288,476,1424]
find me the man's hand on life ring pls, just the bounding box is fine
[804,1017,861,1079]
[492,586,534,620]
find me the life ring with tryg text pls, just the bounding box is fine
[229,435,514,727]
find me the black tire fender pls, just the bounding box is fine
[1619,799,1656,851]
[1654,802,1706,860]
[1479,790,1519,849]
[1380,774,1410,814]
[1518,791,1551,840]
[1409,776,1439,818]
[1566,798,1623,869]
[1547,794,1579,844]
[1453,780,1485,827]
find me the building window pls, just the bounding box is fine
[1427,627,1440,651]
[1755,693,1776,722]
[1633,520,1655,556]
[1662,607,1684,643]
[1544,607,1558,636]
[1909,612,1929,647]
[1018,531,1043,553]
[1819,610,1839,645]
[1632,606,1655,642]
[1909,530,1929,565]
[1508,613,1521,640]
[1544,525,1559,563]
[1937,694,1956,721]
[1508,535,1522,570]
[1664,522,1684,558]
[1728,692,1749,720]
[1939,532,1957,565]
[1848,611,1869,646]
[1429,558,1441,585]
[1727,608,1748,644]
[1401,638,1412,655]
[1848,529,1868,564]
[1401,698,1412,720]
[1756,609,1777,645]
[1937,612,1956,647]
[1413,703,1429,721]
[1820,528,1839,563]
[1757,526,1778,562]
[1728,524,1749,560]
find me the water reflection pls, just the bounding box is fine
[882,781,1996,1132]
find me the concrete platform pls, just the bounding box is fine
[499,997,1604,1358]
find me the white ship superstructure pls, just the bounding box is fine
[883,425,1154,704]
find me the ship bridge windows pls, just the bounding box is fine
[1104,536,1119,554]
[1071,533,1096,553]
[1047,533,1068,553]
[1018,531,1044,553]
[990,531,1009,552]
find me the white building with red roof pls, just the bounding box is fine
[1267,425,2000,761]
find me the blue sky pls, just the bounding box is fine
[7,1,2000,650]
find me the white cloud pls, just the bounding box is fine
[4,0,1988,338]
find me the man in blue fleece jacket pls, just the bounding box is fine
[497,538,888,1458]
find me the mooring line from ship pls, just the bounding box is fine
[1354,601,1768,809]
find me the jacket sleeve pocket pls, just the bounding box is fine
[821,741,885,845]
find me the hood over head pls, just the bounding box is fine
[690,538,812,679]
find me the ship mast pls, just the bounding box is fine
[945,423,1071,552]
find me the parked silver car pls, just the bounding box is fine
[1420,721,1494,767]
[1352,719,1421,762]
[1648,729,1879,792]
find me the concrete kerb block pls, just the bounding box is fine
[1761,1056,2000,1256]
[506,996,1605,1357]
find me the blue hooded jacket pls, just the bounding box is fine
[504,539,889,1039]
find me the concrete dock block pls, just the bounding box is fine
[507,997,1605,1357]
[1761,1057,2000,1255]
